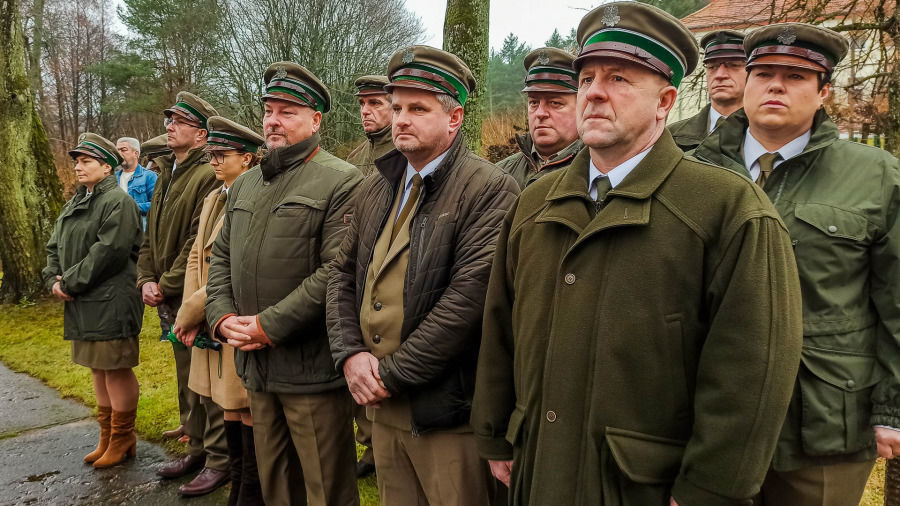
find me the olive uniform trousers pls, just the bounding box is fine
[248,388,359,506]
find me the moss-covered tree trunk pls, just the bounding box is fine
[443,0,490,155]
[0,0,64,302]
[884,6,900,157]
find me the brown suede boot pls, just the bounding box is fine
[93,408,137,469]
[84,406,112,464]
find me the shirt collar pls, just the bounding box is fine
[742,128,811,171]
[403,149,449,191]
[708,106,726,134]
[588,148,651,190]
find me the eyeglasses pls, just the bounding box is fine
[704,61,745,71]
[209,151,243,164]
[164,116,201,129]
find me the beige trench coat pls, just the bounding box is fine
[178,186,248,410]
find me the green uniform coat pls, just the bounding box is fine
[496,134,583,189]
[693,108,900,471]
[136,149,219,301]
[206,133,363,394]
[471,132,804,506]
[346,125,394,177]
[668,104,711,152]
[43,175,144,341]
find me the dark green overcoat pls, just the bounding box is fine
[668,104,711,152]
[471,131,804,506]
[43,175,144,341]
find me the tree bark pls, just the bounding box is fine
[27,0,45,98]
[0,0,64,302]
[443,0,490,155]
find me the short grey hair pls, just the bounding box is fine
[117,137,141,154]
[436,93,462,113]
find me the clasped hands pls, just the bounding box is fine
[343,352,391,407]
[216,315,271,351]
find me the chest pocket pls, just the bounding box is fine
[792,203,868,263]
[793,203,867,241]
[272,195,327,238]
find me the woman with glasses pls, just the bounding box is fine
[172,116,265,505]
[43,133,144,469]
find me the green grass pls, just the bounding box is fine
[0,299,379,505]
[0,299,888,505]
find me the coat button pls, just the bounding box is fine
[828,225,838,233]
[546,410,557,422]
[374,302,383,311]
[564,273,576,285]
[373,334,382,344]
[846,379,856,388]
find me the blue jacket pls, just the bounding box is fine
[116,164,157,229]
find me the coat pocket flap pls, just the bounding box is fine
[232,199,254,212]
[504,406,526,446]
[605,427,686,484]
[801,346,885,392]
[794,203,867,241]
[275,195,327,211]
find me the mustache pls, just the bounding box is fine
[265,128,287,137]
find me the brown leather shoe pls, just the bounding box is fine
[156,453,205,479]
[162,425,185,439]
[178,467,230,497]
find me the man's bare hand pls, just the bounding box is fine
[343,352,391,406]
[876,426,900,459]
[489,460,513,487]
[141,282,164,306]
[220,315,272,351]
[52,276,73,302]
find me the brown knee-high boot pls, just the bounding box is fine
[84,406,112,463]
[93,408,137,469]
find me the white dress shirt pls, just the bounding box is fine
[742,128,811,181]
[396,150,448,220]
[708,106,727,134]
[588,149,651,199]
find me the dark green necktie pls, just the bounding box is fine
[592,176,613,212]
[714,115,726,131]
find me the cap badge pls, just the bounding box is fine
[401,47,415,65]
[537,51,550,65]
[601,5,620,27]
[274,66,288,80]
[777,27,797,45]
[78,133,86,142]
[716,32,729,43]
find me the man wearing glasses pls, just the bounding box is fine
[137,92,228,493]
[669,30,747,151]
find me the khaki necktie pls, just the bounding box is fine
[212,191,228,217]
[755,152,780,188]
[392,174,423,242]
[592,175,613,213]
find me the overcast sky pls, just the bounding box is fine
[405,0,603,51]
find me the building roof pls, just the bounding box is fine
[681,0,873,32]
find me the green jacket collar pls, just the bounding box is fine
[367,124,392,146]
[539,130,683,237]
[515,133,583,170]
[72,174,118,209]
[669,104,711,148]
[260,133,321,180]
[693,107,839,176]
[155,147,208,175]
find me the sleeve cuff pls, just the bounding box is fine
[212,313,237,341]
[671,476,752,506]
[255,315,274,347]
[474,434,514,461]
